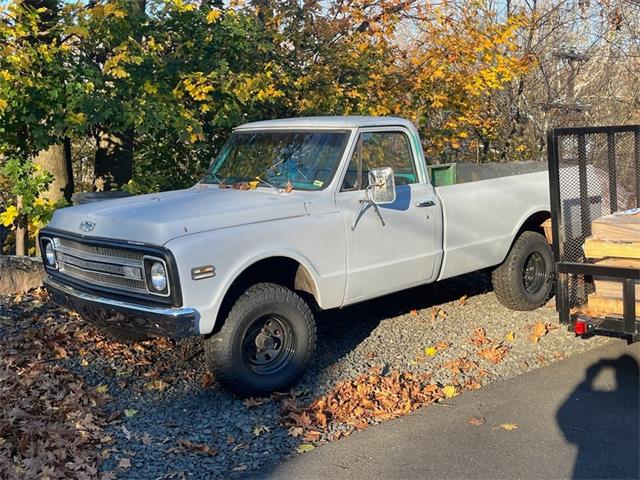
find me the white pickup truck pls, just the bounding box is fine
[40,116,552,395]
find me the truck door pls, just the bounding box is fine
[336,127,442,303]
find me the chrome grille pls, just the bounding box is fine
[54,237,148,294]
[57,237,144,263]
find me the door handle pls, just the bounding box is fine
[415,200,436,208]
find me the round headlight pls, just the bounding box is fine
[150,261,167,291]
[44,242,56,266]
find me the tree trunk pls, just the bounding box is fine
[14,196,27,256]
[92,0,145,191]
[94,128,134,190]
[33,140,74,203]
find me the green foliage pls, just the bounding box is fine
[0,158,64,230]
[0,0,534,203]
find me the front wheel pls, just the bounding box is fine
[492,231,554,311]
[204,283,316,396]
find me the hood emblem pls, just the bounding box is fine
[79,220,96,232]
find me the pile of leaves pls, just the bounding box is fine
[281,368,449,443]
[0,288,197,478]
[0,296,107,478]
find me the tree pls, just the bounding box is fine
[0,0,75,254]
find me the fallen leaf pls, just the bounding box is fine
[504,331,515,342]
[253,425,270,436]
[303,430,321,442]
[124,409,138,418]
[458,295,468,306]
[470,327,490,346]
[226,435,235,444]
[118,458,131,469]
[297,443,315,454]
[54,346,68,359]
[176,438,218,456]
[435,341,449,351]
[121,425,132,440]
[95,384,109,394]
[201,372,213,388]
[144,380,169,391]
[477,343,510,364]
[141,433,152,445]
[80,358,89,367]
[243,397,266,408]
[528,321,549,344]
[232,465,248,472]
[496,423,518,431]
[468,416,485,426]
[410,309,418,317]
[284,180,294,193]
[287,426,303,438]
[424,346,438,357]
[442,385,457,398]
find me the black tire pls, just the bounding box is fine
[492,231,554,311]
[204,282,316,397]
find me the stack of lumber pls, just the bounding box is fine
[583,209,640,316]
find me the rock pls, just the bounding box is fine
[0,256,45,295]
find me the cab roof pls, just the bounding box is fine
[234,116,416,131]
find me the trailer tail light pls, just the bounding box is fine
[574,320,587,335]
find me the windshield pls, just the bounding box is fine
[201,130,351,191]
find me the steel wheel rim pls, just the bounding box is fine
[242,315,295,375]
[522,251,546,294]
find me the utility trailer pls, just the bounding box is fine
[548,124,640,342]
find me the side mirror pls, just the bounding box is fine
[368,167,396,204]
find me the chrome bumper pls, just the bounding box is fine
[44,277,198,339]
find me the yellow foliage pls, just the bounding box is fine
[442,385,457,398]
[172,0,196,13]
[143,80,158,95]
[0,205,18,227]
[424,346,438,357]
[206,8,222,23]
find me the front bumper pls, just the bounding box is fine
[44,277,199,339]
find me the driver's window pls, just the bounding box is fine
[341,131,417,191]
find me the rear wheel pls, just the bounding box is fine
[492,231,554,311]
[204,282,316,396]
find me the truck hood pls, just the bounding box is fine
[46,186,309,245]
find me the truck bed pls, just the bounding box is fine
[435,168,550,280]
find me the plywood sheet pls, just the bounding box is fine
[592,209,640,242]
[587,294,640,317]
[583,238,640,259]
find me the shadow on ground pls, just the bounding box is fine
[311,272,491,377]
[557,353,640,480]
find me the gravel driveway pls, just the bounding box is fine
[0,273,611,479]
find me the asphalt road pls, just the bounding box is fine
[254,341,640,480]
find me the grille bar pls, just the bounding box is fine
[59,263,147,293]
[54,236,148,295]
[57,237,145,263]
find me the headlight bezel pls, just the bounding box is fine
[41,237,58,269]
[143,256,170,297]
